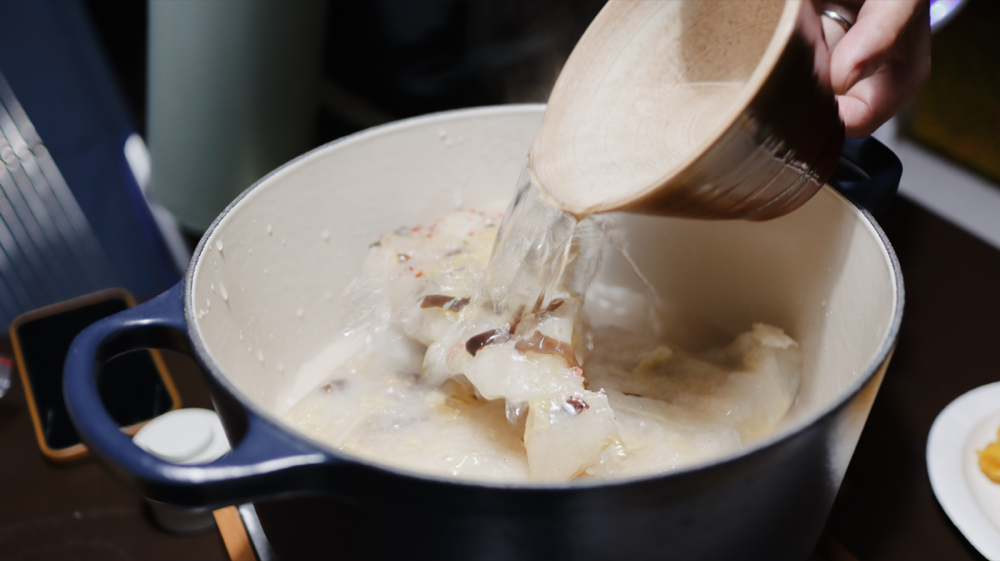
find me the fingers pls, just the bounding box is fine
[830,0,925,94]
[820,0,865,51]
[837,50,926,138]
[821,15,848,51]
[830,0,931,137]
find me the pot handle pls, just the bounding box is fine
[828,136,903,217]
[64,281,331,508]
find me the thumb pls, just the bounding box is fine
[830,0,924,95]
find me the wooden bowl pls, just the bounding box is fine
[532,0,844,220]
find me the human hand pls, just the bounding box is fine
[822,0,932,138]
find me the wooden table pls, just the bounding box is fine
[0,197,994,560]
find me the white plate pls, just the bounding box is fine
[927,381,1000,560]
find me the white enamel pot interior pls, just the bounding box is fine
[186,104,902,559]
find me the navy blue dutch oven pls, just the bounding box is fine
[65,105,903,560]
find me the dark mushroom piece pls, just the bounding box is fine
[508,304,527,335]
[466,328,511,357]
[421,294,471,312]
[514,330,579,368]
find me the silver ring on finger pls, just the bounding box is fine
[822,9,854,32]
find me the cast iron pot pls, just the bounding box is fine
[65,105,903,561]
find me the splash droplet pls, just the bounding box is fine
[296,308,304,318]
[220,284,228,301]
[257,349,264,363]
[215,240,223,252]
[321,230,330,242]
[266,224,273,235]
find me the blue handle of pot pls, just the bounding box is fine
[64,281,330,507]
[829,136,902,217]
